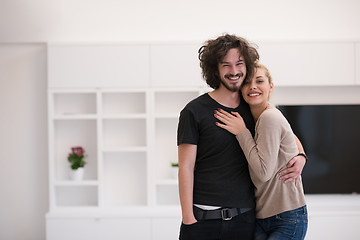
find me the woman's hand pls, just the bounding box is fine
[214,109,247,135]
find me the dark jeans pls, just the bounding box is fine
[179,209,256,240]
[255,205,308,240]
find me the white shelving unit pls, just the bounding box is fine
[47,42,360,240]
[46,43,207,240]
[48,88,206,211]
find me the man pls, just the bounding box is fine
[177,34,306,240]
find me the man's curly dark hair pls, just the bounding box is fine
[198,34,259,89]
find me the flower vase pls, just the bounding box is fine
[70,168,84,181]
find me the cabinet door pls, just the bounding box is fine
[46,218,100,240]
[152,218,182,240]
[99,218,151,240]
[46,218,151,240]
[258,42,355,86]
[48,45,150,88]
[150,44,205,87]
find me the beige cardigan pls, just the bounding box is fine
[236,107,306,219]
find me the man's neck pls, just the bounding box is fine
[208,86,240,109]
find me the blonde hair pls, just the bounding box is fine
[254,61,273,84]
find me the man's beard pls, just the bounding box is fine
[220,73,244,92]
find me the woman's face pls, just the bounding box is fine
[241,67,273,107]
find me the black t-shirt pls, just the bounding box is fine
[177,93,255,208]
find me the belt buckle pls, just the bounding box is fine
[221,208,232,221]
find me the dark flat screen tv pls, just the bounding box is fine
[277,104,360,194]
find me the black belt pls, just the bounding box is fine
[193,206,252,221]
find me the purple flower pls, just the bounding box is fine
[68,146,87,170]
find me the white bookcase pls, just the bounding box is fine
[47,86,207,239]
[48,88,206,211]
[46,43,207,240]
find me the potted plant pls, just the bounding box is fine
[67,146,86,180]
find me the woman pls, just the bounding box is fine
[214,62,308,240]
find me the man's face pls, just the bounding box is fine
[217,48,247,92]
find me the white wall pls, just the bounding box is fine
[1,0,360,239]
[0,44,47,240]
[1,0,360,43]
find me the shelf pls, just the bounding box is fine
[54,114,98,120]
[54,180,99,186]
[53,92,97,116]
[55,185,98,207]
[102,146,147,153]
[102,113,147,119]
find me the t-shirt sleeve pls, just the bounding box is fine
[177,108,199,146]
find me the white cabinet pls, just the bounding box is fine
[150,44,204,87]
[258,42,355,86]
[46,216,183,240]
[47,42,360,239]
[48,44,150,88]
[46,217,152,240]
[47,87,197,239]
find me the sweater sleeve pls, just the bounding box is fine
[236,109,284,182]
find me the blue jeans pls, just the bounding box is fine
[255,205,308,240]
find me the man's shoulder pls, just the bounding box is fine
[183,93,210,110]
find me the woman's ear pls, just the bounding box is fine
[268,81,274,100]
[269,81,274,92]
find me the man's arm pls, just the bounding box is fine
[278,135,307,185]
[178,144,197,224]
